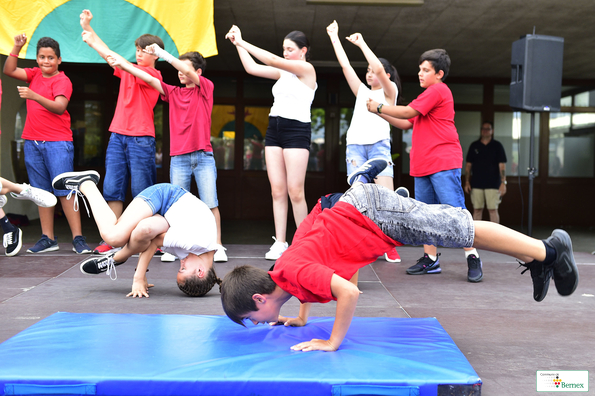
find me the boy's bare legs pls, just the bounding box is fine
[38,206,56,239]
[107,200,124,219]
[79,181,153,248]
[472,221,545,263]
[59,195,83,239]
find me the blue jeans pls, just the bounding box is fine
[103,133,156,202]
[340,183,474,248]
[136,184,188,216]
[414,169,466,209]
[170,151,218,208]
[346,140,394,178]
[24,140,74,197]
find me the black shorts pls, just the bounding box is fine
[265,116,311,149]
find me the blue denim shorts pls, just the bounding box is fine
[170,150,218,208]
[346,139,394,178]
[135,184,188,216]
[340,183,474,248]
[414,169,466,209]
[103,133,156,202]
[265,116,311,149]
[24,140,74,197]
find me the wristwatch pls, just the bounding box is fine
[377,103,383,114]
[502,180,507,185]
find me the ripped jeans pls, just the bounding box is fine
[340,183,474,248]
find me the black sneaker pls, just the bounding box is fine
[519,259,553,302]
[80,253,125,279]
[467,254,483,282]
[52,171,100,191]
[407,253,441,275]
[546,229,579,296]
[3,228,23,256]
[347,158,389,186]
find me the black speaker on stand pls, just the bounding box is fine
[509,34,564,236]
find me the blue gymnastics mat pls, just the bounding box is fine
[0,312,481,396]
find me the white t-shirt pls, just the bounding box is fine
[269,70,317,123]
[162,193,218,259]
[346,82,398,145]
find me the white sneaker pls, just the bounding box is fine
[161,252,177,262]
[214,244,228,262]
[10,184,57,207]
[265,237,288,260]
[0,194,6,208]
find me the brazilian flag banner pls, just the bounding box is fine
[0,0,217,62]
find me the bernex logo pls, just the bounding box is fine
[537,370,589,392]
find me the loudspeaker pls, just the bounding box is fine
[510,34,564,112]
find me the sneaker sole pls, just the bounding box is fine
[73,247,93,254]
[27,245,59,254]
[468,274,483,282]
[406,268,442,275]
[93,247,122,255]
[384,253,401,263]
[551,229,579,296]
[5,229,23,257]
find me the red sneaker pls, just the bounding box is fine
[93,241,119,255]
[384,247,401,262]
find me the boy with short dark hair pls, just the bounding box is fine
[79,9,164,254]
[106,44,227,262]
[3,34,92,254]
[221,159,578,352]
[367,49,484,282]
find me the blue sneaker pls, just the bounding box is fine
[27,234,59,253]
[406,253,441,275]
[72,235,92,254]
[467,254,483,282]
[347,158,389,186]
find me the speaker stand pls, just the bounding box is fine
[528,112,536,236]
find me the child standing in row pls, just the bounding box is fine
[326,20,402,263]
[79,9,163,254]
[367,49,484,283]
[225,25,317,261]
[3,34,92,254]
[105,45,227,262]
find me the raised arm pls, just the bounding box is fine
[107,52,164,95]
[347,32,397,104]
[225,25,280,80]
[290,274,360,352]
[144,44,201,87]
[80,9,114,61]
[326,21,360,96]
[226,25,315,87]
[3,34,29,81]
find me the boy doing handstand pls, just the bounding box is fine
[221,159,578,352]
[52,171,221,298]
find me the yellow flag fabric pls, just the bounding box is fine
[0,0,217,62]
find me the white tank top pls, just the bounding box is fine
[269,70,317,123]
[346,82,398,145]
